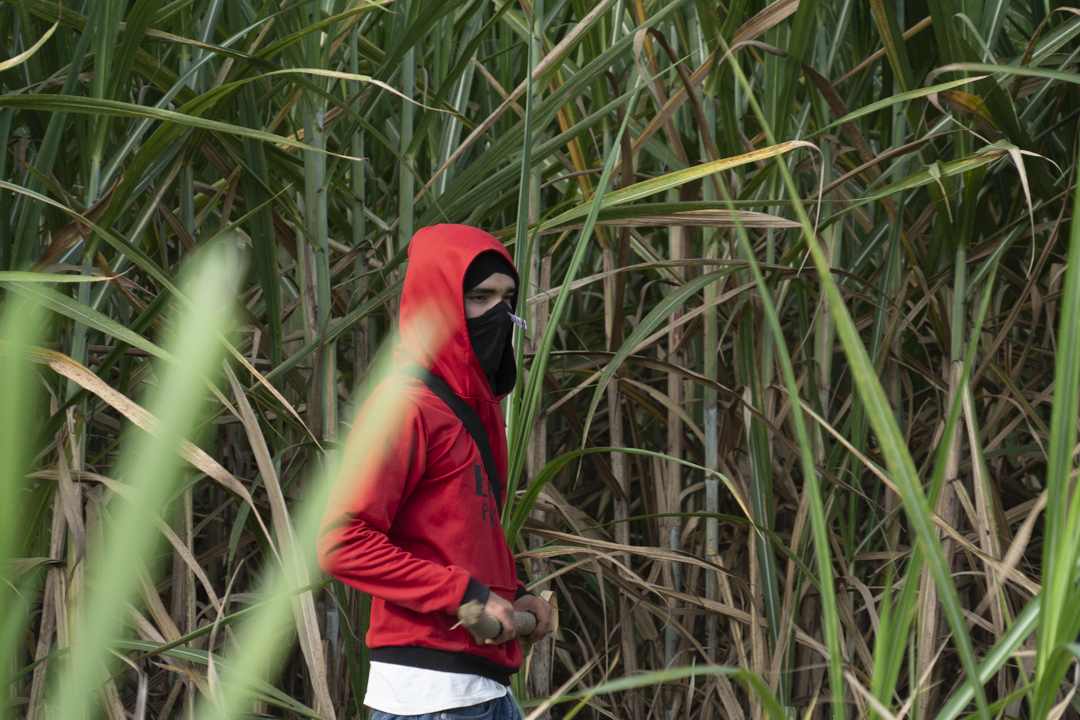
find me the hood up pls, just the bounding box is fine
[397,224,520,403]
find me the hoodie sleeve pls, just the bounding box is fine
[317,385,473,615]
[515,582,534,601]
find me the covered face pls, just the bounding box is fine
[463,251,518,391]
[398,225,520,400]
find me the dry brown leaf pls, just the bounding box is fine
[5,342,277,556]
[633,0,799,154]
[224,365,334,718]
[32,172,123,271]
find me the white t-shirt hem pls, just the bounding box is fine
[363,661,509,715]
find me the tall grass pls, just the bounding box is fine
[1,1,1080,719]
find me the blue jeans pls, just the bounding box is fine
[371,694,522,720]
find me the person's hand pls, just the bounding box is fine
[480,592,517,645]
[514,593,552,644]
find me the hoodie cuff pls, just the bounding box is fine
[460,578,491,608]
[515,585,534,601]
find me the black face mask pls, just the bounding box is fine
[466,302,513,379]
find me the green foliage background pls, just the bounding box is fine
[2,0,1080,718]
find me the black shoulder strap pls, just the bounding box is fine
[400,366,504,515]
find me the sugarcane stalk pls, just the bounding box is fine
[398,1,415,255]
[457,602,537,640]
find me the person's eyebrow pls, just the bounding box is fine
[469,283,516,294]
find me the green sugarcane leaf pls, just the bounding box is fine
[506,445,748,542]
[0,3,59,71]
[1031,142,1080,717]
[808,76,988,138]
[539,141,812,231]
[0,95,359,160]
[112,640,332,719]
[2,282,176,363]
[0,272,115,283]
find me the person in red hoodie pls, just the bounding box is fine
[318,224,552,720]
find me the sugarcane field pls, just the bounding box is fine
[3,0,1080,719]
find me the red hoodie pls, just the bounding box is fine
[318,224,524,684]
